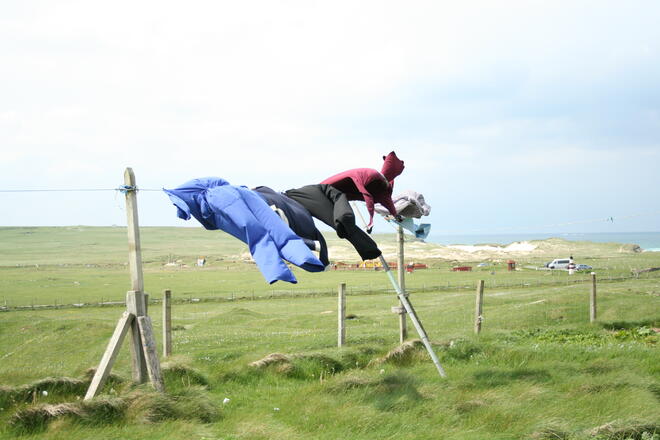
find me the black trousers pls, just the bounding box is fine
[285,184,381,261]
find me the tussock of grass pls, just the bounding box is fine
[325,373,377,392]
[337,346,379,369]
[125,386,219,424]
[455,399,488,414]
[8,398,125,433]
[219,307,264,317]
[576,381,630,394]
[370,339,425,366]
[587,420,659,439]
[0,377,87,408]
[161,361,210,389]
[83,368,126,387]
[249,352,344,379]
[529,425,569,439]
[9,387,220,433]
[441,339,483,362]
[249,353,291,369]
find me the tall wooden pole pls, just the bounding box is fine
[125,168,144,293]
[85,168,163,399]
[338,283,346,347]
[124,168,148,383]
[397,225,408,343]
[590,272,597,323]
[475,280,484,334]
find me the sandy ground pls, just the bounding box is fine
[238,236,641,264]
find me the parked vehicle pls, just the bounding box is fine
[548,258,571,269]
[575,264,593,271]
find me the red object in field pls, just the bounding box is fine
[406,264,414,273]
[507,260,516,271]
[452,266,472,272]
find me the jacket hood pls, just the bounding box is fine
[381,151,405,182]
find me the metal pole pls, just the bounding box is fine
[350,203,446,378]
[397,225,408,343]
[382,257,446,377]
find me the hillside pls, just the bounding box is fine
[0,227,646,267]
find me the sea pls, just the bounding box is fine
[426,232,660,252]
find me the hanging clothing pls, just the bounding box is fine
[284,184,382,260]
[252,186,329,267]
[163,177,325,284]
[320,151,405,228]
[396,217,431,240]
[375,190,431,219]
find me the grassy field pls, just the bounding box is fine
[2,227,659,308]
[0,227,659,439]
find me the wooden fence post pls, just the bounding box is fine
[590,273,597,323]
[338,283,346,347]
[127,290,148,382]
[163,289,172,357]
[475,280,484,334]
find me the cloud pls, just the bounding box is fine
[0,0,659,231]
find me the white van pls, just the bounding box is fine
[548,258,571,269]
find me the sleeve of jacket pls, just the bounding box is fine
[350,171,377,228]
[379,187,399,218]
[238,187,325,273]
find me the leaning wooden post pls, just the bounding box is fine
[137,316,165,392]
[163,289,172,357]
[397,225,408,343]
[590,272,597,323]
[475,280,484,334]
[84,312,133,400]
[338,283,346,347]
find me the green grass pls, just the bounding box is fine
[2,226,659,308]
[1,279,658,439]
[0,227,659,439]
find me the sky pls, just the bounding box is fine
[1,0,659,235]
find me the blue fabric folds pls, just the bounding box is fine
[393,217,431,240]
[163,177,324,284]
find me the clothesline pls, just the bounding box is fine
[1,186,655,236]
[0,188,163,192]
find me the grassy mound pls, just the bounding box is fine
[161,360,211,390]
[9,398,126,433]
[587,420,659,439]
[0,377,88,408]
[248,352,345,379]
[8,386,219,434]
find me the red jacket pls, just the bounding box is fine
[320,152,405,228]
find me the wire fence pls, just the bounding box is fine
[3,270,658,313]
